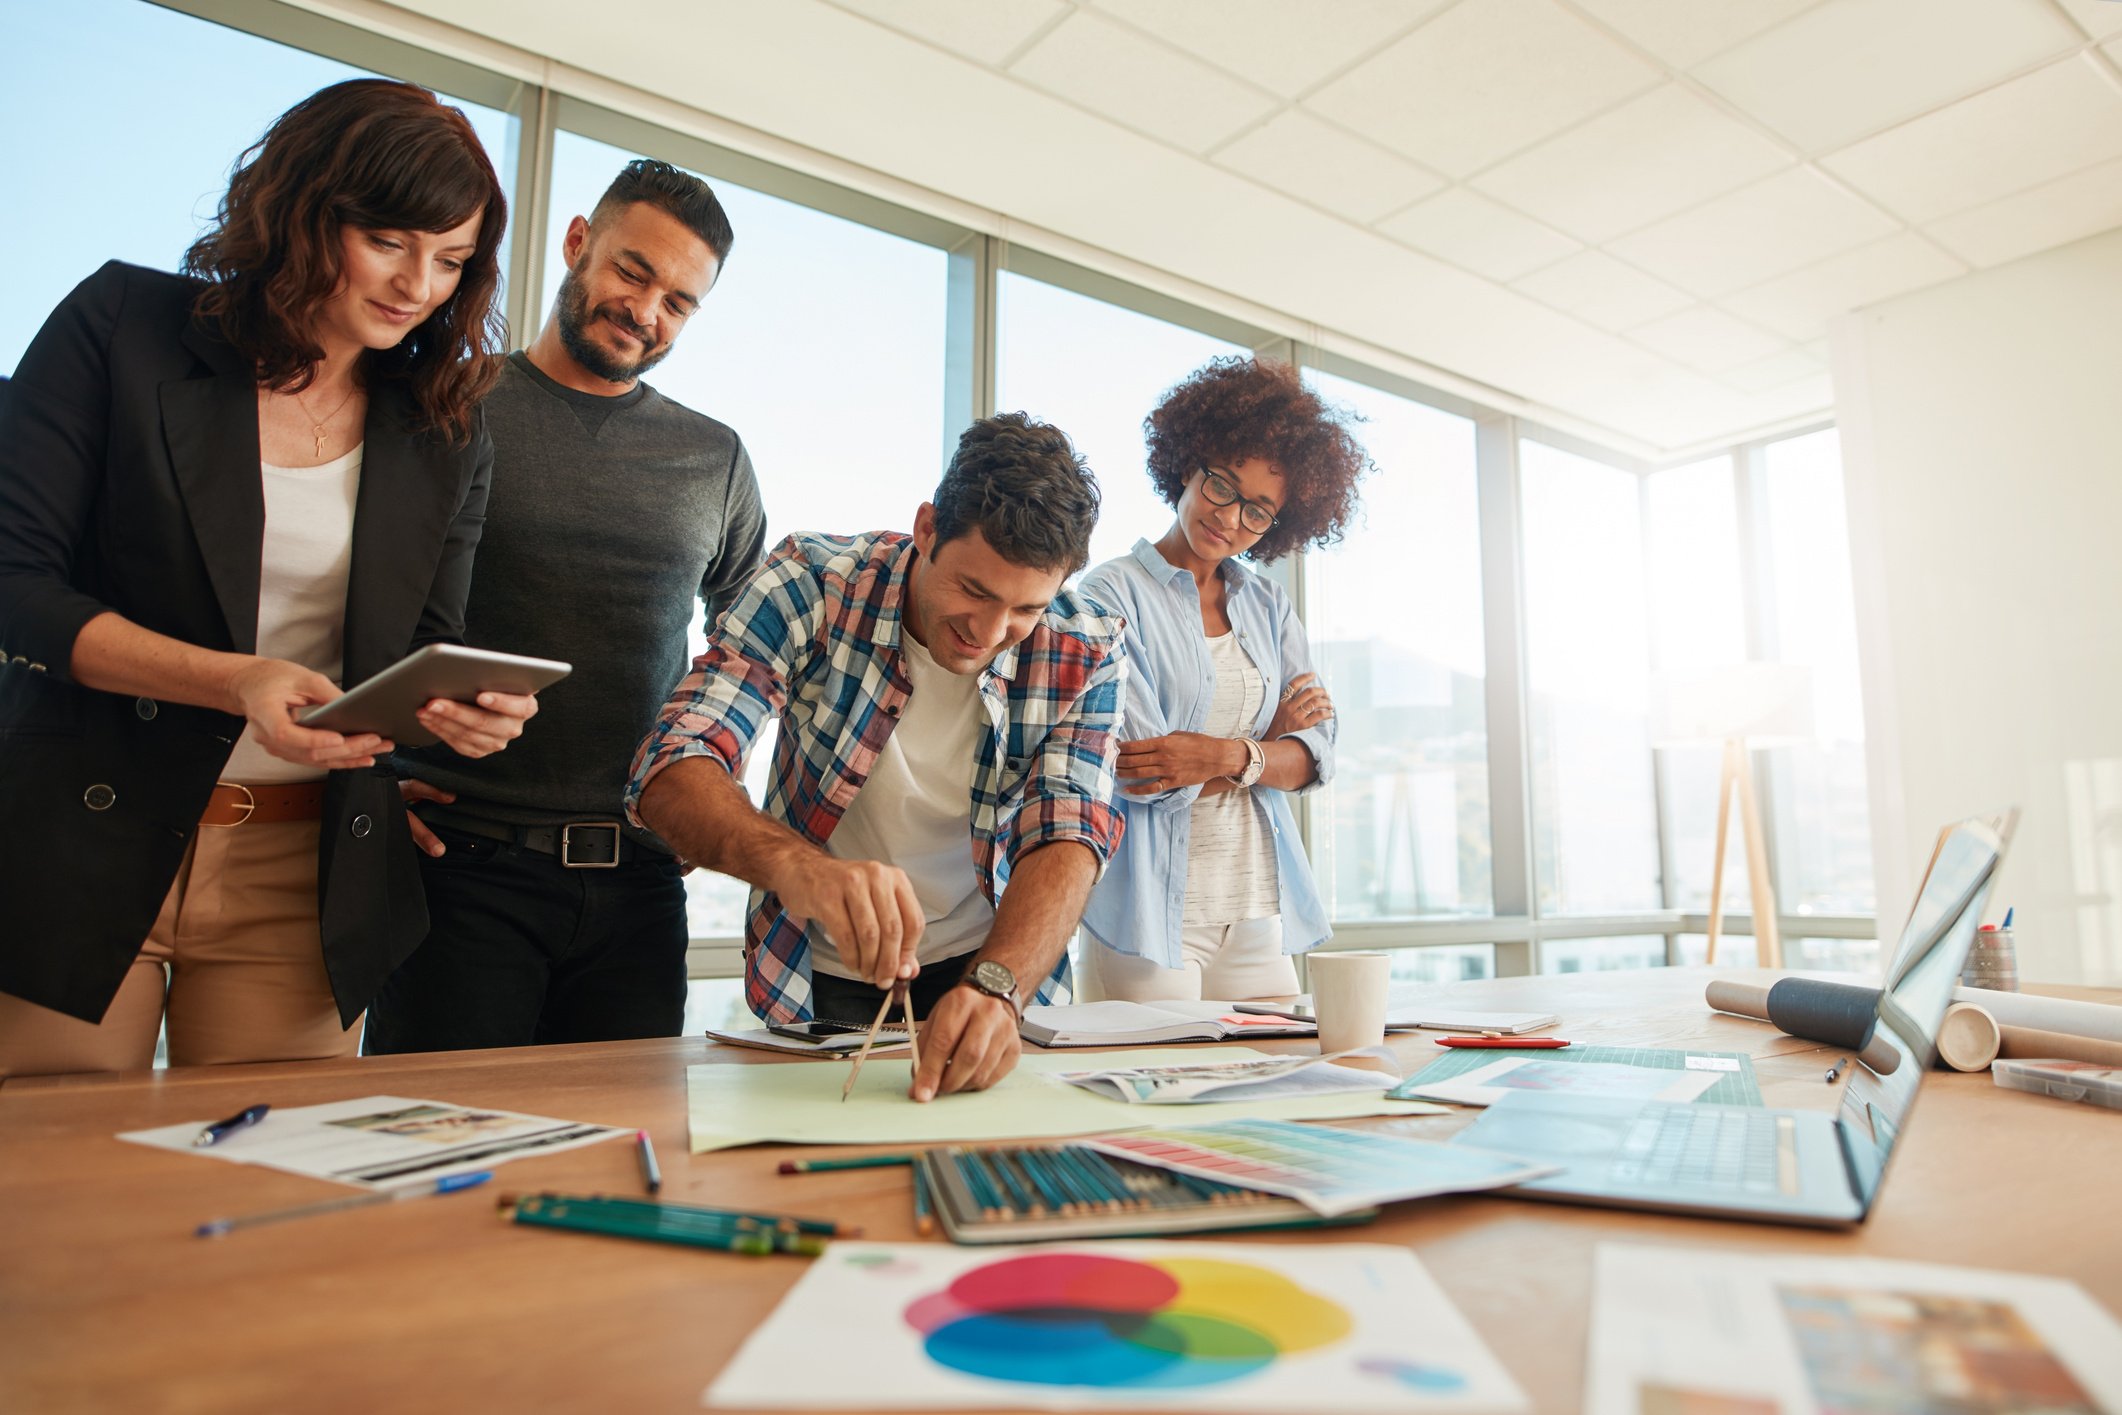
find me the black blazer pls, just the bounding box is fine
[0,262,492,1025]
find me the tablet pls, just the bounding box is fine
[297,644,572,747]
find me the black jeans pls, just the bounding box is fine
[364,823,690,1053]
[807,953,974,1026]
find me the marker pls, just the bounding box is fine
[193,1103,270,1148]
[196,1170,492,1237]
[635,1129,662,1195]
[1436,1036,1571,1048]
[777,1153,914,1174]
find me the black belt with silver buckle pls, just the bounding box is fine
[424,813,650,869]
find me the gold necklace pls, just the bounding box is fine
[290,379,359,460]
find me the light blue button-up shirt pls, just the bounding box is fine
[1078,539,1334,968]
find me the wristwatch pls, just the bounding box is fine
[961,959,1022,1019]
[1228,735,1266,788]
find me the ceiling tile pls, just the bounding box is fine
[1470,83,1793,242]
[1608,167,1902,297]
[824,0,1066,67]
[1511,249,1694,329]
[1720,232,1969,340]
[1693,0,2079,154]
[1304,0,1663,178]
[1628,305,1786,372]
[1565,0,1825,69]
[1377,187,1583,280]
[1008,8,1280,152]
[1720,346,1825,393]
[1089,0,1455,98]
[1821,56,2122,224]
[2061,0,2122,39]
[1213,110,1445,223]
[1924,154,2122,266]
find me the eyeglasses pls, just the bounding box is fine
[1197,467,1278,535]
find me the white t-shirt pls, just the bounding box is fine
[223,445,363,784]
[1183,630,1279,926]
[810,631,996,979]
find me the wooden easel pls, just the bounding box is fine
[1704,736,1783,967]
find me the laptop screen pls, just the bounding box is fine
[1837,815,2010,1209]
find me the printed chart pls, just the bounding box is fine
[708,1240,1528,1412]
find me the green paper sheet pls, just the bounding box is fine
[686,1047,1441,1152]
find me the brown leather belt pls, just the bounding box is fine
[201,781,328,827]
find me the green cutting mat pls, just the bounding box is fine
[1390,1045,1763,1107]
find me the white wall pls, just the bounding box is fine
[1832,226,2122,985]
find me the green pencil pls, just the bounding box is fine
[777,1153,914,1174]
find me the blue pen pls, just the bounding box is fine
[193,1103,271,1148]
[2002,907,2014,929]
[195,1170,495,1237]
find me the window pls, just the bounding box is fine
[543,125,954,937]
[1301,369,1489,920]
[1388,945,1495,984]
[1644,455,1754,913]
[994,272,1245,574]
[1,0,515,374]
[1762,430,1874,918]
[1521,440,1662,916]
[1542,936,1667,973]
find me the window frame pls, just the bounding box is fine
[115,0,1876,989]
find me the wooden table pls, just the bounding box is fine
[3,967,2118,1414]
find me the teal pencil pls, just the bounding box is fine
[1013,1149,1070,1214]
[954,1151,1004,1218]
[778,1154,914,1174]
[911,1164,934,1237]
[978,1150,1034,1214]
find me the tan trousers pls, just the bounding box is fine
[0,819,360,1079]
[1083,916,1298,1003]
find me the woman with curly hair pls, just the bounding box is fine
[0,79,539,1076]
[1078,357,1368,1001]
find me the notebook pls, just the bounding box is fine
[1236,988,1557,1035]
[1018,1000,1316,1047]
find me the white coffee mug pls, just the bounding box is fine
[1309,951,1392,1053]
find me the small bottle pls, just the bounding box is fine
[1960,922,2019,992]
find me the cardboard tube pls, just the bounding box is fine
[1936,1003,2001,1072]
[1997,1025,2122,1068]
[1705,980,1771,1020]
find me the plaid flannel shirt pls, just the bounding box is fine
[625,530,1129,1025]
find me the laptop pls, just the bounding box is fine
[1452,813,2013,1228]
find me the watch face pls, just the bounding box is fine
[970,959,1016,997]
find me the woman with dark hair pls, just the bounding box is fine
[0,79,536,1075]
[1079,357,1368,1002]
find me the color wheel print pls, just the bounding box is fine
[902,1252,1352,1389]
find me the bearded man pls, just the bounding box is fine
[366,159,766,1052]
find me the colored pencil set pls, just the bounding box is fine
[502,1192,852,1256]
[913,1143,1376,1243]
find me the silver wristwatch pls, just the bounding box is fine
[961,958,1022,1019]
[1228,735,1266,788]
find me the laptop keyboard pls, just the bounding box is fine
[1609,1104,1798,1195]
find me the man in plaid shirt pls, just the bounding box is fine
[627,414,1125,1099]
